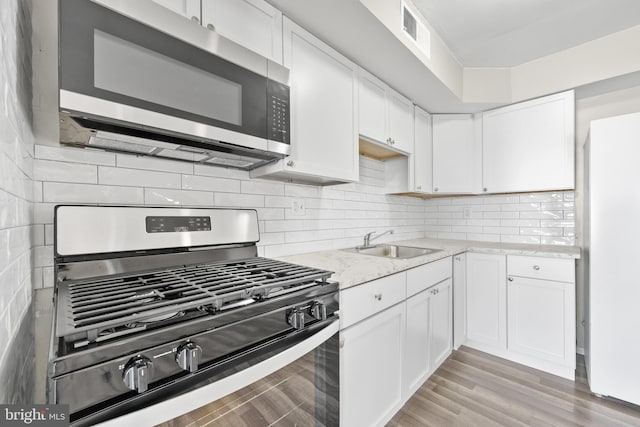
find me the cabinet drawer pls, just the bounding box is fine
[406,257,452,297]
[340,273,406,329]
[507,255,574,283]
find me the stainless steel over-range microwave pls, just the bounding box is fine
[58,0,290,170]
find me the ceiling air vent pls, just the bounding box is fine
[402,1,430,59]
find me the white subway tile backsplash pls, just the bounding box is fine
[43,182,144,204]
[519,211,563,220]
[501,203,541,212]
[519,227,563,236]
[99,166,180,189]
[144,188,213,206]
[519,193,564,202]
[34,159,97,183]
[540,220,576,228]
[35,145,116,166]
[193,164,250,180]
[284,184,321,198]
[214,192,264,208]
[182,174,240,193]
[34,246,52,268]
[116,155,194,175]
[28,143,578,290]
[501,219,541,227]
[467,233,501,242]
[241,180,284,196]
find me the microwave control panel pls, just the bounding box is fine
[267,80,290,144]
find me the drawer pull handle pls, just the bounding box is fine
[508,277,514,282]
[533,265,541,271]
[374,293,382,301]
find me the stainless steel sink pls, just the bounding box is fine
[346,244,441,259]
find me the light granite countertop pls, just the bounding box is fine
[278,238,581,290]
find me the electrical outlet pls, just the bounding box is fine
[291,199,305,216]
[463,207,472,219]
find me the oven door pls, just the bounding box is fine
[85,318,339,427]
[58,0,290,153]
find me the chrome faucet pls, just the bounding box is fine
[362,229,394,248]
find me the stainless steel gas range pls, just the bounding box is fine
[47,206,339,426]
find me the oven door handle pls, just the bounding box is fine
[93,318,340,427]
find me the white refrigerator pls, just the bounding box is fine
[584,111,640,405]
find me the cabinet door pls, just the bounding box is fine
[465,253,507,350]
[359,69,387,145]
[432,114,479,194]
[341,303,405,427]
[482,90,574,193]
[507,276,575,366]
[429,278,453,369]
[202,0,283,64]
[282,18,359,182]
[403,290,430,399]
[152,0,201,22]
[387,88,414,154]
[453,253,466,349]
[412,106,432,193]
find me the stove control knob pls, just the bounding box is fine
[287,309,305,330]
[123,356,153,393]
[176,342,202,373]
[309,301,327,321]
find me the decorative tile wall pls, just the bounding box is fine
[0,0,36,404]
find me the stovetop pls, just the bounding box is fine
[55,257,333,348]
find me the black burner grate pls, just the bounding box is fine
[55,257,332,340]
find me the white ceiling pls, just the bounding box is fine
[412,0,640,67]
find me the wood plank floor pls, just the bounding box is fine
[389,346,640,427]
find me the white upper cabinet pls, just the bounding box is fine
[201,0,283,64]
[151,0,201,22]
[482,90,575,193]
[359,70,387,144]
[358,69,413,154]
[412,106,433,194]
[387,88,414,153]
[252,18,359,184]
[152,0,283,64]
[432,114,481,194]
[383,106,431,195]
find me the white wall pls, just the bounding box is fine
[0,0,36,402]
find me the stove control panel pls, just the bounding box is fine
[145,216,211,233]
[123,356,153,393]
[176,342,202,373]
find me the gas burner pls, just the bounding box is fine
[125,311,185,328]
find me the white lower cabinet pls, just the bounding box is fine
[465,253,507,351]
[341,302,405,427]
[506,255,576,379]
[463,253,576,380]
[452,253,466,349]
[403,279,453,400]
[429,279,453,369]
[341,257,453,426]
